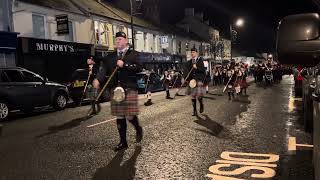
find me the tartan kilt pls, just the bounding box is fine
[186,81,205,98]
[86,85,98,100]
[111,89,139,116]
[240,80,248,89]
[227,85,235,93]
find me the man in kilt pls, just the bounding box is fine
[161,70,173,99]
[184,48,206,116]
[93,32,143,151]
[86,57,101,116]
[226,67,237,101]
[144,70,153,106]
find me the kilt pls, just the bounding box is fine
[111,89,139,116]
[186,81,205,98]
[227,84,235,93]
[240,80,248,89]
[86,85,98,100]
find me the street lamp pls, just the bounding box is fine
[129,0,135,50]
[230,18,245,62]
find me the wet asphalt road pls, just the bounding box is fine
[0,76,314,180]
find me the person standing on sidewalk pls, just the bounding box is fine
[184,48,206,116]
[93,32,143,151]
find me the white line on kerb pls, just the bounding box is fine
[87,118,117,128]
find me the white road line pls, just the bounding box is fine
[87,118,117,128]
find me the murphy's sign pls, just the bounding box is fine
[35,43,75,53]
[20,37,93,56]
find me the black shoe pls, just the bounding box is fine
[166,96,173,99]
[192,111,198,116]
[144,100,153,106]
[136,126,143,143]
[114,142,128,152]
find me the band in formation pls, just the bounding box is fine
[82,31,283,152]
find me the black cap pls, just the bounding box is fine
[115,32,127,39]
[191,47,198,52]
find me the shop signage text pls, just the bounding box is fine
[35,43,75,53]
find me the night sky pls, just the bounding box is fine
[106,0,319,54]
[159,0,319,54]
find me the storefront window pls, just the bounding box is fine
[94,21,109,46]
[144,33,147,51]
[178,41,182,54]
[32,14,46,39]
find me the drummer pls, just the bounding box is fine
[184,47,206,116]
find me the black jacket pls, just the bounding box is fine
[96,48,142,89]
[184,57,206,82]
[88,63,99,84]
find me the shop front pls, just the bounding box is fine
[17,37,94,83]
[139,52,184,75]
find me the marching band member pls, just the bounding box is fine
[93,32,143,151]
[184,48,206,116]
[161,70,173,99]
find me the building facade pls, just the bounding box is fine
[0,0,17,67]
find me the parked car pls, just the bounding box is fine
[137,72,164,93]
[0,67,69,120]
[66,69,110,105]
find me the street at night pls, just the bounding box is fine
[1,0,320,179]
[0,76,314,179]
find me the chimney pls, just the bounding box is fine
[185,8,194,17]
[195,12,204,21]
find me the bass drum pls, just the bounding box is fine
[189,79,197,88]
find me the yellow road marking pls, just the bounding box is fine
[288,137,313,151]
[216,160,277,168]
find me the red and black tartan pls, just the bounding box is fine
[240,79,248,89]
[86,85,98,100]
[111,89,139,116]
[186,81,206,98]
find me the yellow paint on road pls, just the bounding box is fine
[216,160,277,168]
[288,137,313,151]
[220,152,279,163]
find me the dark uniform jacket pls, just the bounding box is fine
[96,47,142,90]
[184,57,206,82]
[88,63,99,85]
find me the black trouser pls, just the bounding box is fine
[116,116,141,144]
[90,101,101,114]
